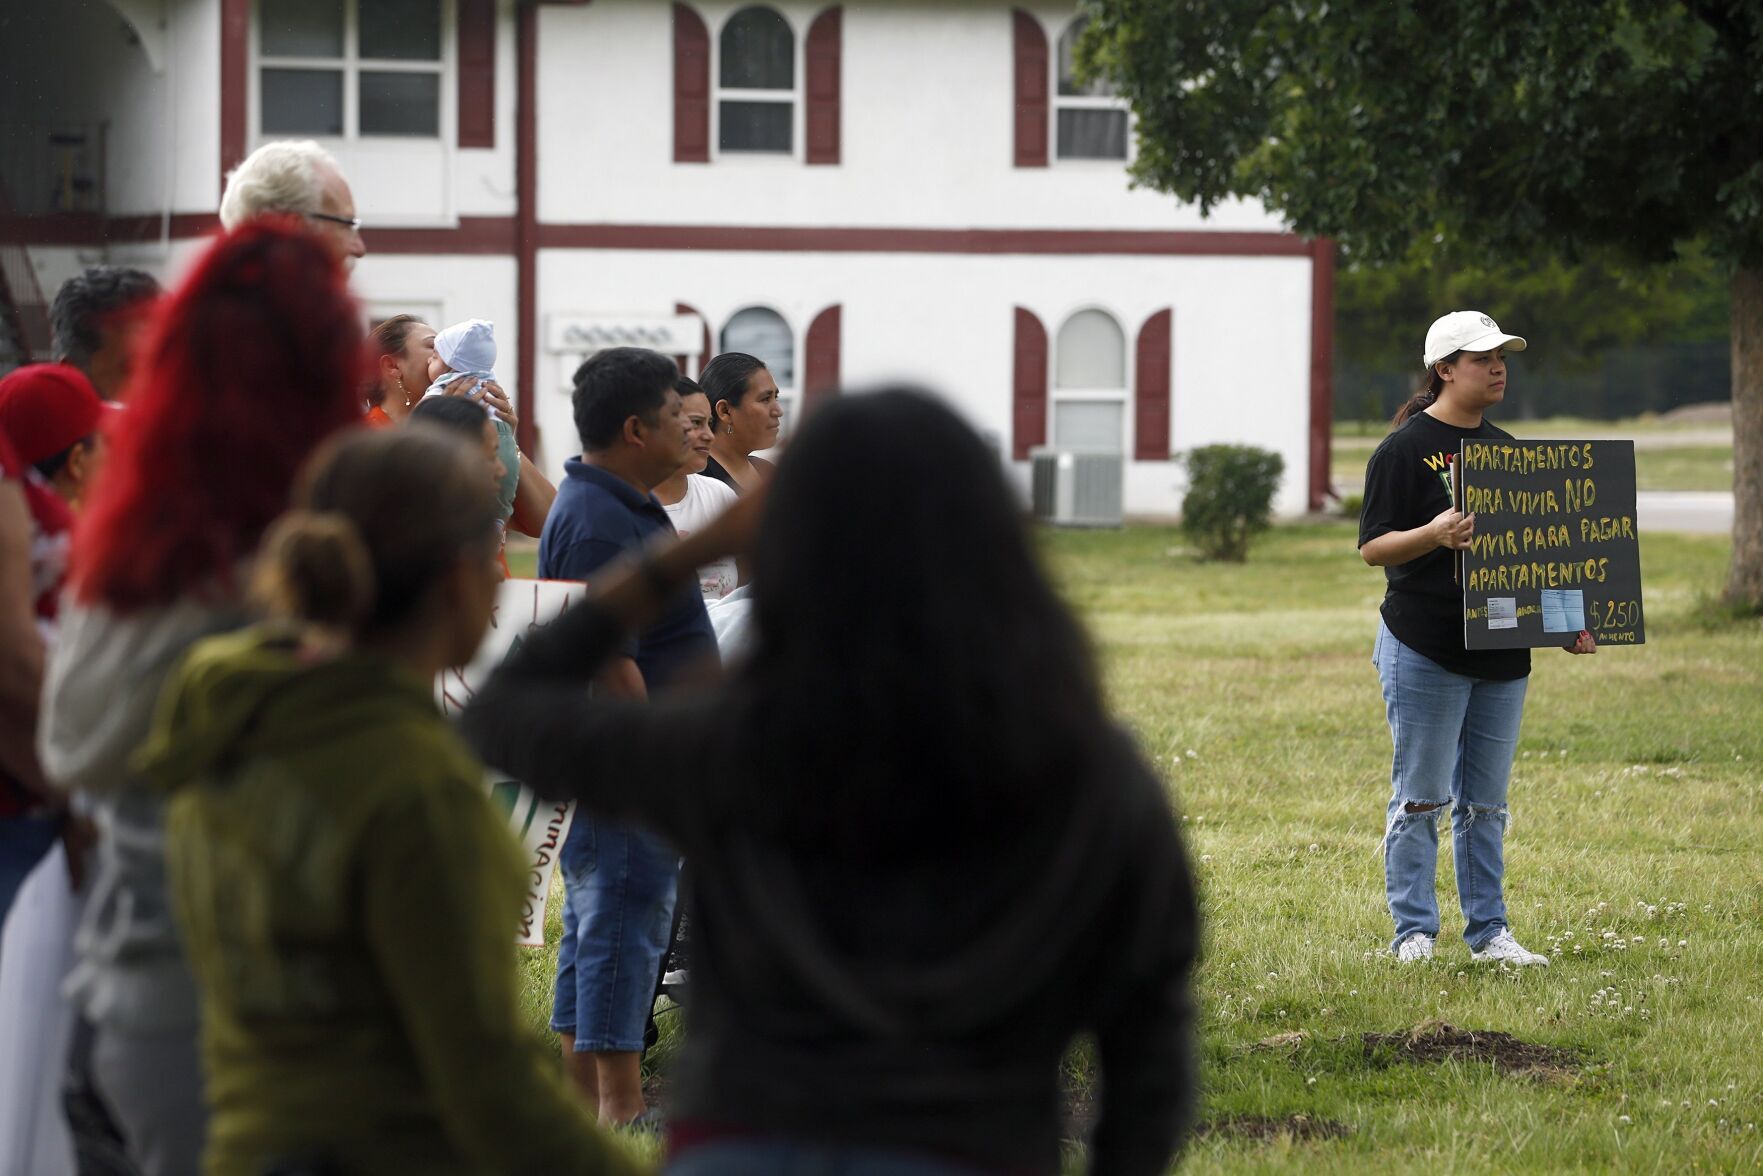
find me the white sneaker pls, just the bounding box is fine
[1472,929,1549,967]
[1395,933,1435,962]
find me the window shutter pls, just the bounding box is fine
[1011,10,1048,168]
[805,7,842,165]
[673,5,711,163]
[804,304,841,407]
[1134,309,1173,460]
[1012,306,1048,458]
[457,0,496,149]
[676,302,710,375]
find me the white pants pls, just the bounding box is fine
[0,844,82,1176]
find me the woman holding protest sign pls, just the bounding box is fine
[1358,311,1596,968]
[463,387,1199,1175]
[145,427,638,1176]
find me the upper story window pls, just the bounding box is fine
[718,6,796,155]
[1052,308,1128,452]
[258,0,444,138]
[1055,17,1128,161]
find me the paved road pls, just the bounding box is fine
[1635,491,1733,535]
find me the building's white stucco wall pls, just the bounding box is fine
[533,248,1314,516]
[533,0,1280,233]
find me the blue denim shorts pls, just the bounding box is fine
[552,812,679,1052]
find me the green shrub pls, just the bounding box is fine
[1178,444,1284,561]
[1337,492,1364,519]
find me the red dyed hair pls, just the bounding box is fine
[72,219,365,611]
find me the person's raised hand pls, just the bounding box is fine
[1564,630,1598,655]
[1429,506,1475,551]
[448,378,518,432]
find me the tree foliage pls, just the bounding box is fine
[1080,1,1763,268]
[1083,0,1763,608]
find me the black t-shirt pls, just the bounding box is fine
[1358,411,1530,680]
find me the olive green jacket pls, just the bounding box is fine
[142,627,640,1176]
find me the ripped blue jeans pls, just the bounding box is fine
[1374,620,1529,952]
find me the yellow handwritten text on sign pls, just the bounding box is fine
[437,579,586,946]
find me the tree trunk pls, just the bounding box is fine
[1727,266,1763,610]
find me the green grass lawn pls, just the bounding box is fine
[515,523,1763,1172]
[1333,417,1735,493]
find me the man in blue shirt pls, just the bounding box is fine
[538,346,716,1127]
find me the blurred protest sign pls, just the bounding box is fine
[437,578,584,946]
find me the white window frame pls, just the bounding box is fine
[1052,17,1133,165]
[251,0,454,143]
[1050,306,1132,454]
[718,304,799,441]
[713,5,802,163]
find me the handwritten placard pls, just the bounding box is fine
[437,579,585,946]
[1457,440,1646,649]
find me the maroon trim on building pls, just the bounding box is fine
[1134,308,1173,461]
[675,301,711,374]
[0,212,219,246]
[1011,306,1048,459]
[803,304,842,407]
[364,217,519,254]
[1012,10,1049,168]
[514,2,541,455]
[673,4,712,164]
[457,0,498,149]
[220,0,249,189]
[804,7,842,166]
[537,224,1310,255]
[1308,236,1336,511]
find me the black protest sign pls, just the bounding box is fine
[1456,440,1646,649]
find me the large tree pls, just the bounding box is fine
[1083,0,1763,609]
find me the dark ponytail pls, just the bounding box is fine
[700,352,769,429]
[1392,349,1460,426]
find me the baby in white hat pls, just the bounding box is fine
[425,318,520,520]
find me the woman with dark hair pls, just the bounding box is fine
[463,388,1199,1175]
[148,428,639,1176]
[36,220,365,1175]
[369,315,557,538]
[1359,311,1595,968]
[699,352,782,493]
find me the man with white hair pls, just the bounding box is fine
[218,140,366,269]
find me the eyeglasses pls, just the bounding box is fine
[306,211,363,233]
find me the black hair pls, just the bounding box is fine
[409,395,491,444]
[730,387,1111,864]
[699,352,769,427]
[674,373,703,399]
[50,267,161,367]
[1392,349,1462,426]
[570,347,678,451]
[255,428,499,636]
[33,436,95,482]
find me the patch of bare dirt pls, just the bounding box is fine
[1194,1114,1351,1144]
[1362,1019,1580,1082]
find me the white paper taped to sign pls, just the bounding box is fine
[437,578,585,946]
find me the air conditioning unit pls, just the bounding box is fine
[1030,448,1123,527]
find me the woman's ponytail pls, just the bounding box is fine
[1392,349,1460,426]
[252,510,375,631]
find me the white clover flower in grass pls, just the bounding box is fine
[1199,854,1212,864]
[1306,1076,1317,1086]
[1617,1115,1632,1125]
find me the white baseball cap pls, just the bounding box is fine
[1423,310,1527,367]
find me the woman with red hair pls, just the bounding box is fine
[36,220,363,1176]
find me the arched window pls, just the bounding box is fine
[1054,18,1127,160]
[718,6,795,154]
[1052,309,1127,452]
[720,306,795,388]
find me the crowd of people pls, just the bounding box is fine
[0,138,1200,1175]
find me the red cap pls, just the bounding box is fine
[0,364,108,467]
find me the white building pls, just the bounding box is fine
[1,0,1336,514]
